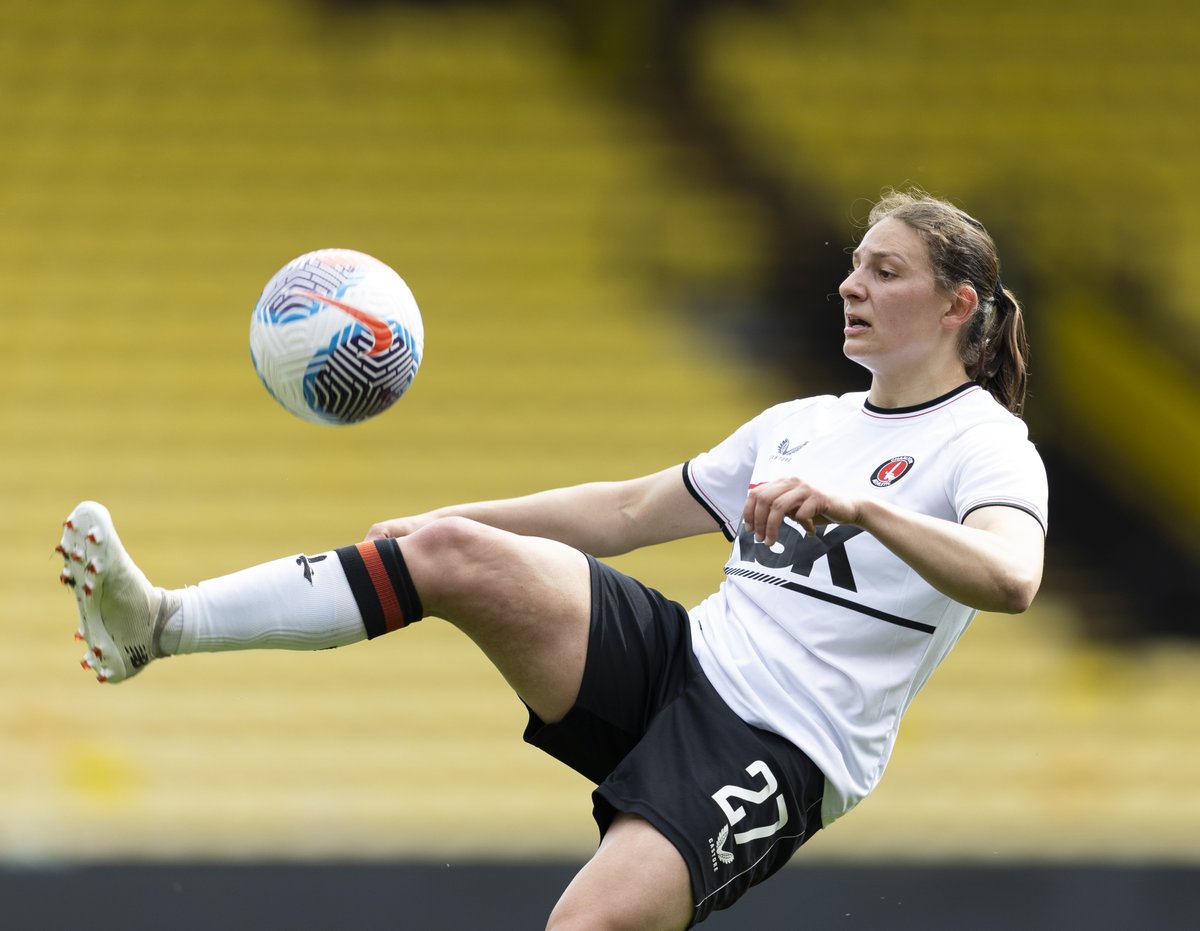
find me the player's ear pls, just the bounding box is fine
[942,283,978,331]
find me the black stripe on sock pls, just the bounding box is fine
[374,538,425,626]
[335,543,387,640]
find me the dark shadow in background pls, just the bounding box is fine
[6,861,1197,930]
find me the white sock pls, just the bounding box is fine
[158,551,366,655]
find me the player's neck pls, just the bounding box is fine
[866,363,971,411]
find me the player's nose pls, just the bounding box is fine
[838,268,864,302]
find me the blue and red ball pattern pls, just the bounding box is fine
[249,249,424,425]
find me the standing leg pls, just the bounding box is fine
[546,813,694,931]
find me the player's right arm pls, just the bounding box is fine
[365,465,718,557]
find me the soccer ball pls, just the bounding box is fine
[249,248,424,425]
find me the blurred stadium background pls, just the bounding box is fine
[3,0,1197,926]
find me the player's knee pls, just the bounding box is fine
[406,515,486,568]
[410,514,482,552]
[402,516,503,602]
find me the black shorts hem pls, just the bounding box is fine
[522,703,635,787]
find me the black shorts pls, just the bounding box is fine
[524,556,825,926]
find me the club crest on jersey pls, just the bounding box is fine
[871,456,914,487]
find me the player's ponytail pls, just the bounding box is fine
[868,188,1031,418]
[969,282,1029,418]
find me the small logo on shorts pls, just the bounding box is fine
[709,826,735,869]
[871,456,914,487]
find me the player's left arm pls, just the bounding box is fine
[744,479,1044,614]
[858,502,1043,614]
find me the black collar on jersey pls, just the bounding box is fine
[862,382,977,416]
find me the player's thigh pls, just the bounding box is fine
[548,813,693,931]
[400,516,591,723]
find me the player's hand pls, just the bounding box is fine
[364,516,426,541]
[742,477,862,546]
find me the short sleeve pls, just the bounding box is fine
[949,421,1049,533]
[684,401,799,540]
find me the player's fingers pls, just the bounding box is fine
[762,484,812,545]
[743,485,772,542]
[748,483,792,543]
[788,495,825,535]
[744,479,809,544]
[364,519,405,541]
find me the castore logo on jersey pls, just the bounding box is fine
[770,438,808,462]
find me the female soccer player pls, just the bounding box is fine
[60,188,1047,930]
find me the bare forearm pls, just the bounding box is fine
[368,467,717,556]
[409,482,637,555]
[854,500,1043,613]
[746,476,1045,614]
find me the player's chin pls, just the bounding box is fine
[841,339,872,365]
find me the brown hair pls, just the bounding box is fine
[867,189,1030,417]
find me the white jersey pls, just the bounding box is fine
[684,384,1048,825]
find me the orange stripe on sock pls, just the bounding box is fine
[356,541,407,633]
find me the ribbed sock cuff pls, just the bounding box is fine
[334,538,425,639]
